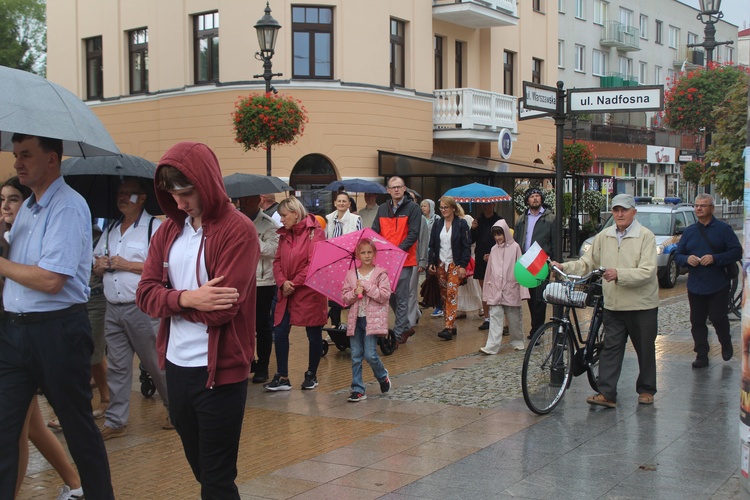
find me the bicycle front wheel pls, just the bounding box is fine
[522,321,574,415]
[729,266,742,319]
[586,316,605,392]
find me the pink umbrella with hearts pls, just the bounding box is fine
[304,228,407,306]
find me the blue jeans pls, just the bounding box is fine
[273,310,323,377]
[350,317,388,394]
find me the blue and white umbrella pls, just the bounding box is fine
[443,183,511,203]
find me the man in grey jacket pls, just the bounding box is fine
[514,188,556,339]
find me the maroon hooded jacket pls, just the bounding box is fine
[136,142,259,388]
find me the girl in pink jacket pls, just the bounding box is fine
[480,219,530,354]
[341,239,392,402]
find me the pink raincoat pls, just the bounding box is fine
[482,219,530,307]
[341,266,391,337]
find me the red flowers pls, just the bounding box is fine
[232,93,308,152]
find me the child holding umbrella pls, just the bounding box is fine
[341,239,392,402]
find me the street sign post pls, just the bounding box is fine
[518,100,553,121]
[523,82,559,113]
[567,85,664,114]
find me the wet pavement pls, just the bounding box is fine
[19,275,746,499]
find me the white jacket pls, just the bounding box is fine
[325,209,361,238]
[252,209,280,287]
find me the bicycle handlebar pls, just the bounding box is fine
[548,259,606,282]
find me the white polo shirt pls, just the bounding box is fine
[93,211,161,304]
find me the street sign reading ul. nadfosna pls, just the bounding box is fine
[567,85,664,114]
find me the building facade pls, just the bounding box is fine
[41,0,560,217]
[557,0,738,201]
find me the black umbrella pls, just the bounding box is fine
[223,173,292,199]
[61,154,162,218]
[323,178,387,194]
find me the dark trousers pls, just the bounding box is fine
[166,361,247,500]
[328,301,342,327]
[526,285,547,336]
[688,287,732,358]
[255,285,276,375]
[599,308,658,401]
[0,310,114,499]
[272,310,323,377]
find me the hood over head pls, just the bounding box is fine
[492,219,513,247]
[154,142,232,224]
[422,199,435,219]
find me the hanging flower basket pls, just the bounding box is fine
[232,93,308,152]
[550,142,596,176]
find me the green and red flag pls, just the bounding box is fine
[514,242,549,288]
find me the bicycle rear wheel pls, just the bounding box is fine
[586,317,605,392]
[729,265,742,319]
[522,322,574,415]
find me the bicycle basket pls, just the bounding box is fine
[537,279,593,308]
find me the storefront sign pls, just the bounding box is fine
[647,145,676,164]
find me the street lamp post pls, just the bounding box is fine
[254,2,282,177]
[686,0,733,65]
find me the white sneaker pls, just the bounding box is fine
[513,344,525,351]
[57,485,84,500]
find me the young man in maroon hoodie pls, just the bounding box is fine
[136,142,259,499]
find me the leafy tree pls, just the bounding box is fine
[0,0,46,75]
[664,63,749,134]
[704,78,749,201]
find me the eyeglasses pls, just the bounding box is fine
[694,204,712,208]
[439,206,451,210]
[388,185,405,190]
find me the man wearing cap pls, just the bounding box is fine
[552,193,658,408]
[514,187,556,341]
[673,193,741,369]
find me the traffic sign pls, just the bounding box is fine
[523,82,558,113]
[518,100,553,121]
[567,85,664,114]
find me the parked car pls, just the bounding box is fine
[579,203,697,288]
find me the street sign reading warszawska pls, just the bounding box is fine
[567,85,664,114]
[523,82,558,113]
[518,100,552,121]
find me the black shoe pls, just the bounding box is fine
[264,374,292,391]
[437,328,453,340]
[722,345,734,361]
[347,392,367,402]
[478,320,490,331]
[252,371,269,384]
[692,357,709,368]
[301,370,318,390]
[379,375,391,394]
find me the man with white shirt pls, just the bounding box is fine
[93,177,170,439]
[136,142,259,499]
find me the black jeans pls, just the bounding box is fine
[688,287,732,358]
[526,285,547,336]
[0,310,114,499]
[255,285,276,374]
[166,361,248,500]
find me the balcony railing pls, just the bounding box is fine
[672,45,705,67]
[432,0,518,29]
[433,88,517,135]
[599,72,639,88]
[600,21,640,51]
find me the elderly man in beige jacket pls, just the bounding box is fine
[552,193,658,409]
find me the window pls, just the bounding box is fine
[639,15,648,39]
[558,40,564,68]
[638,61,647,84]
[667,69,677,81]
[533,0,543,13]
[727,47,734,63]
[194,11,219,83]
[455,41,464,88]
[503,50,514,95]
[668,26,679,49]
[532,58,543,84]
[687,32,698,46]
[655,20,663,44]
[575,0,584,19]
[128,28,148,94]
[574,44,585,72]
[292,6,333,79]
[593,0,607,25]
[592,49,607,76]
[619,56,632,78]
[619,7,632,28]
[85,36,103,100]
[434,36,443,89]
[390,19,405,88]
[654,65,662,85]
[559,0,565,13]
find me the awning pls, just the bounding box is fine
[378,151,556,179]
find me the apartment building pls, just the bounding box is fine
[44,0,559,215]
[556,0,738,200]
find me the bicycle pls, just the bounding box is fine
[521,262,606,415]
[728,260,742,319]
